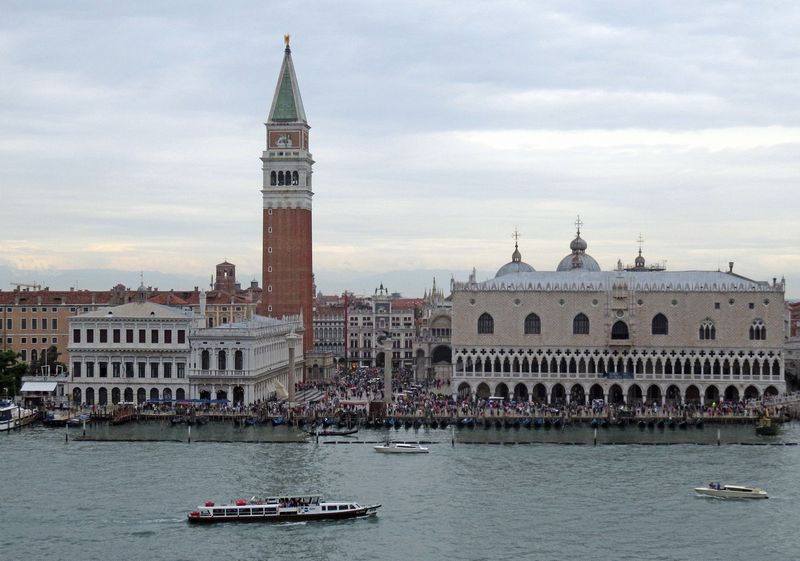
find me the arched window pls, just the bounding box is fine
[292,171,299,185]
[749,319,766,340]
[524,313,541,334]
[270,171,277,186]
[477,313,494,334]
[651,313,668,335]
[611,321,629,339]
[573,313,590,335]
[234,350,243,371]
[277,171,285,186]
[201,350,210,370]
[699,319,715,340]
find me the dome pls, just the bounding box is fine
[495,242,535,277]
[570,236,588,252]
[556,221,601,272]
[556,253,601,272]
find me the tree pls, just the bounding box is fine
[0,350,27,398]
[26,345,66,377]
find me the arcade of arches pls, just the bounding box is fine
[455,380,778,406]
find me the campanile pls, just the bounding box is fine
[260,35,314,354]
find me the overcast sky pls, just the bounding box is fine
[1,1,799,297]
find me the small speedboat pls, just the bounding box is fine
[373,442,429,454]
[694,483,768,499]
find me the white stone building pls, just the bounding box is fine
[451,227,786,406]
[66,288,304,406]
[188,314,304,404]
[67,299,196,405]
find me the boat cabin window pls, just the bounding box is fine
[251,508,264,515]
[225,509,237,516]
[240,508,251,515]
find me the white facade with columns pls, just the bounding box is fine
[188,314,304,405]
[67,300,197,405]
[66,295,304,406]
[451,232,786,407]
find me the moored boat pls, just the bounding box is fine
[693,483,768,499]
[306,427,358,437]
[187,494,380,523]
[373,442,429,454]
[0,401,38,432]
[755,415,779,436]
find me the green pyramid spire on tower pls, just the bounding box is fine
[268,35,307,123]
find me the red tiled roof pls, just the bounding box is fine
[0,290,114,305]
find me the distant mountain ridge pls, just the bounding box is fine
[2,264,794,299]
[0,264,490,299]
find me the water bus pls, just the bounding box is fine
[187,494,380,523]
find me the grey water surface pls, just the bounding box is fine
[3,422,799,561]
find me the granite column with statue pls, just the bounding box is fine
[383,333,393,405]
[287,332,302,404]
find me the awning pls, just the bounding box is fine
[20,381,58,393]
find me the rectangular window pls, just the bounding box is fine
[126,329,133,343]
[163,363,172,378]
[86,329,94,343]
[42,318,47,330]
[32,337,38,344]
[52,318,57,330]
[73,362,81,377]
[137,363,146,378]
[151,329,159,344]
[32,318,37,330]
[113,329,121,343]
[150,363,159,378]
[138,329,146,343]
[21,318,27,330]
[177,330,186,344]
[73,329,81,343]
[164,330,172,344]
[20,350,26,361]
[125,362,134,378]
[177,363,186,378]
[112,362,121,378]
[99,329,108,343]
[86,362,94,377]
[5,318,10,330]
[99,362,108,378]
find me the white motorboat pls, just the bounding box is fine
[187,493,380,523]
[693,483,768,499]
[0,400,38,432]
[373,442,429,454]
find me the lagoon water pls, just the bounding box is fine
[3,422,800,561]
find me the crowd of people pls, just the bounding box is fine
[49,366,779,423]
[253,367,772,423]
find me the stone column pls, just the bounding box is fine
[383,334,393,405]
[287,332,301,404]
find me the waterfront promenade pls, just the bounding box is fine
[31,366,788,432]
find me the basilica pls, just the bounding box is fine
[450,222,786,406]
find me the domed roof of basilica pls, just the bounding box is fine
[495,243,535,277]
[556,218,601,272]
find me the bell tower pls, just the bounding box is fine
[260,35,314,354]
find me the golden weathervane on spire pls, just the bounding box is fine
[284,33,291,46]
